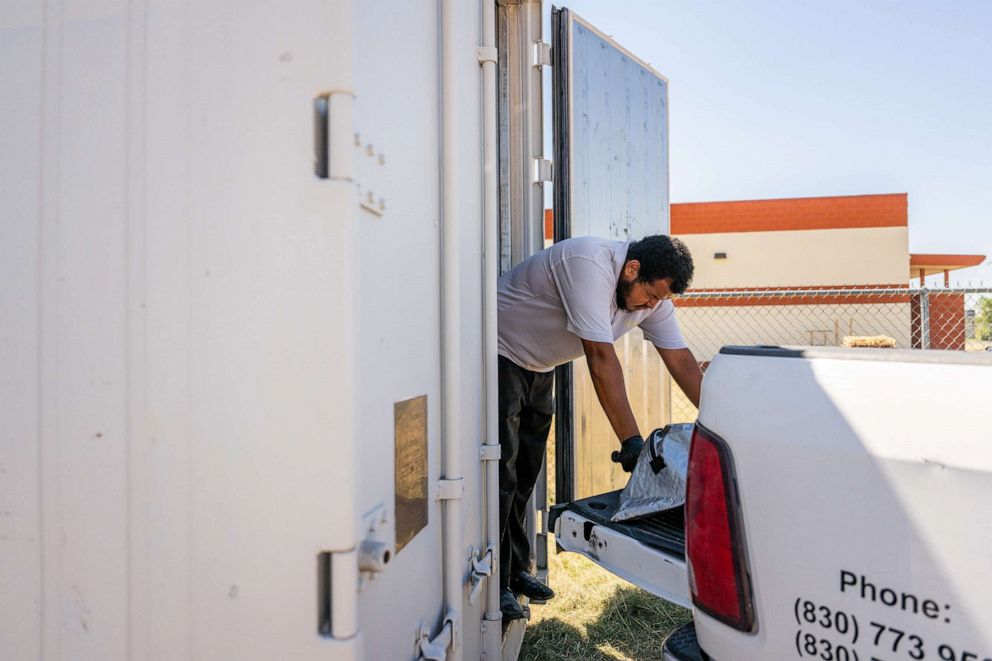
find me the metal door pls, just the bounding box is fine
[552,7,675,503]
[0,1,366,659]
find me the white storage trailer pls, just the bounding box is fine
[3,0,501,658]
[1,0,676,659]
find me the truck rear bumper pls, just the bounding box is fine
[663,621,708,661]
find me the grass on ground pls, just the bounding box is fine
[519,540,691,660]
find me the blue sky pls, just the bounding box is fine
[550,1,992,286]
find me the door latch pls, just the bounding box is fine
[467,545,495,605]
[416,611,457,661]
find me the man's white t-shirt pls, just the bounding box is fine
[497,236,687,373]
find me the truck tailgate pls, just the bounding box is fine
[551,492,690,608]
[695,347,992,661]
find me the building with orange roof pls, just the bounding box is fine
[543,194,985,351]
[546,194,984,289]
[671,193,983,289]
[668,193,984,351]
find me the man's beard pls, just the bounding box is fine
[616,278,634,311]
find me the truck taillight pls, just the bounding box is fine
[686,423,756,632]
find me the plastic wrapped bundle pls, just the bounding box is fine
[611,424,694,522]
[842,335,896,348]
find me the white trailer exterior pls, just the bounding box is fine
[2,0,510,659]
[2,0,691,657]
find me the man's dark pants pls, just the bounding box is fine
[498,356,554,590]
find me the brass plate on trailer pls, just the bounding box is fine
[395,395,428,553]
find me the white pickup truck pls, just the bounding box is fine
[552,345,992,660]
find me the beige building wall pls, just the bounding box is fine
[677,226,909,288]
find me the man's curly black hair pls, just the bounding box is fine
[625,235,694,294]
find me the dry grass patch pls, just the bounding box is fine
[520,541,690,660]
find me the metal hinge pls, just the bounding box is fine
[317,547,359,640]
[416,611,458,661]
[313,90,356,182]
[477,46,498,65]
[480,444,501,462]
[437,478,464,501]
[533,41,552,67]
[533,158,553,183]
[467,545,496,605]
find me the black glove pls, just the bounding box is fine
[611,434,644,472]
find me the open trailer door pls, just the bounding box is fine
[549,6,689,608]
[0,3,468,659]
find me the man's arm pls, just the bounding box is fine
[656,346,703,409]
[580,339,640,442]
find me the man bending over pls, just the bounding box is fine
[496,233,702,620]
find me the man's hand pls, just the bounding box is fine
[612,434,645,472]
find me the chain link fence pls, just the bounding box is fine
[670,287,992,421]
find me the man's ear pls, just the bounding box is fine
[623,259,641,281]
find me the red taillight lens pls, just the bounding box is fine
[686,423,756,632]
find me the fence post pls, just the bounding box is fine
[919,288,931,349]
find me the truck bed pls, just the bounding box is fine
[551,490,685,560]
